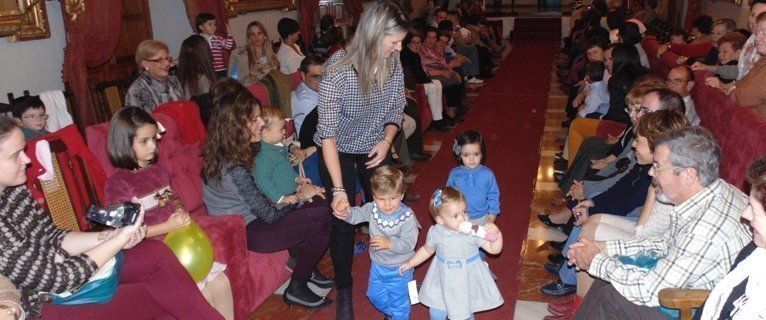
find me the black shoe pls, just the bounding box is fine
[336,287,354,320]
[410,152,432,162]
[283,280,333,309]
[404,193,421,202]
[541,279,576,296]
[544,262,562,275]
[537,215,565,228]
[561,119,571,128]
[554,161,568,172]
[382,316,393,320]
[309,270,336,289]
[430,120,449,132]
[554,172,565,182]
[548,253,565,264]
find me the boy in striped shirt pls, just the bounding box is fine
[196,13,235,78]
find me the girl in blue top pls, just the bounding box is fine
[447,131,500,226]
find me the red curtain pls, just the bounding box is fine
[61,0,122,127]
[300,0,321,46]
[345,0,364,26]
[182,0,229,36]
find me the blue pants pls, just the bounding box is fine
[429,308,476,320]
[368,262,413,320]
[559,226,582,285]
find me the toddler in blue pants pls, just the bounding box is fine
[334,165,419,320]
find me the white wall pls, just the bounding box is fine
[0,2,66,103]
[702,0,751,30]
[0,0,301,104]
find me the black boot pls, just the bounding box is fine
[336,286,354,320]
[283,279,333,309]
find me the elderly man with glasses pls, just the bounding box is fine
[665,65,700,125]
[568,126,752,320]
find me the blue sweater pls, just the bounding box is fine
[590,164,651,215]
[447,164,500,219]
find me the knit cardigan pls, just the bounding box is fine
[0,186,98,316]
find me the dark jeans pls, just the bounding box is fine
[574,280,670,320]
[317,150,390,288]
[246,198,332,283]
[558,136,612,193]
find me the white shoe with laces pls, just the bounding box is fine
[466,76,484,84]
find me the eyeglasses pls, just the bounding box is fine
[146,56,173,64]
[652,163,685,173]
[624,106,653,116]
[22,114,49,121]
[307,74,322,79]
[665,78,689,85]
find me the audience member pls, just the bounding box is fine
[291,55,324,135]
[195,12,235,78]
[313,2,408,318]
[664,65,699,125]
[229,21,279,85]
[728,12,766,118]
[104,107,234,319]
[176,34,216,98]
[277,18,305,74]
[401,32,448,131]
[202,79,333,310]
[577,61,609,118]
[694,31,746,84]
[10,95,50,140]
[125,40,182,112]
[570,126,752,320]
[0,117,224,319]
[736,0,766,80]
[695,156,766,320]
[310,15,338,58]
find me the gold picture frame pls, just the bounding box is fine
[0,0,50,42]
[226,0,297,16]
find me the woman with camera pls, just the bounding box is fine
[0,117,223,319]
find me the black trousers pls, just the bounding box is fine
[558,136,612,193]
[317,149,390,288]
[574,280,670,320]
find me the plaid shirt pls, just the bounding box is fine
[589,179,752,306]
[314,50,406,154]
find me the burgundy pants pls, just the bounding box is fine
[246,198,332,283]
[41,240,223,320]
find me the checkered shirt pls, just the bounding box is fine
[313,50,406,154]
[589,179,752,306]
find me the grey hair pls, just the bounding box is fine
[327,0,408,97]
[654,126,721,186]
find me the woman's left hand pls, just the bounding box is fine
[365,140,390,169]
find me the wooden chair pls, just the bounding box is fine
[89,79,130,123]
[658,288,710,320]
[30,138,101,231]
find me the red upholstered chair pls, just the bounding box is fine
[85,102,291,318]
[595,119,627,139]
[247,82,271,106]
[414,85,433,132]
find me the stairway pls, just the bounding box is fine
[513,17,561,41]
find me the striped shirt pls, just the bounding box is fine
[313,50,406,154]
[589,179,752,306]
[202,33,235,72]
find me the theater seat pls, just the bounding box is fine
[86,101,290,319]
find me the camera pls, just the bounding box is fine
[86,202,140,228]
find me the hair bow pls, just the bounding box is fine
[432,188,444,206]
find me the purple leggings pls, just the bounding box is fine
[245,198,332,282]
[41,239,223,320]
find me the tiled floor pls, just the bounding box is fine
[512,54,574,320]
[248,45,512,320]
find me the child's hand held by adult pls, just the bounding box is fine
[370,236,392,250]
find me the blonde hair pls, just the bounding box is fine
[135,39,169,68]
[260,105,285,129]
[327,1,408,97]
[429,186,465,220]
[625,75,666,107]
[246,21,277,69]
[370,165,405,195]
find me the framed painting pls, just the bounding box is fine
[227,0,297,15]
[0,0,50,42]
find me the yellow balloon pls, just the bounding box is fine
[163,221,215,282]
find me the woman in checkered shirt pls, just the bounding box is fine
[313,1,410,319]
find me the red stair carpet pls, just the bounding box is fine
[311,39,559,319]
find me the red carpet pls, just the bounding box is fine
[312,40,559,319]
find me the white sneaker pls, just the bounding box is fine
[466,76,484,84]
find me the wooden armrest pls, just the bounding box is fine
[659,288,710,309]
